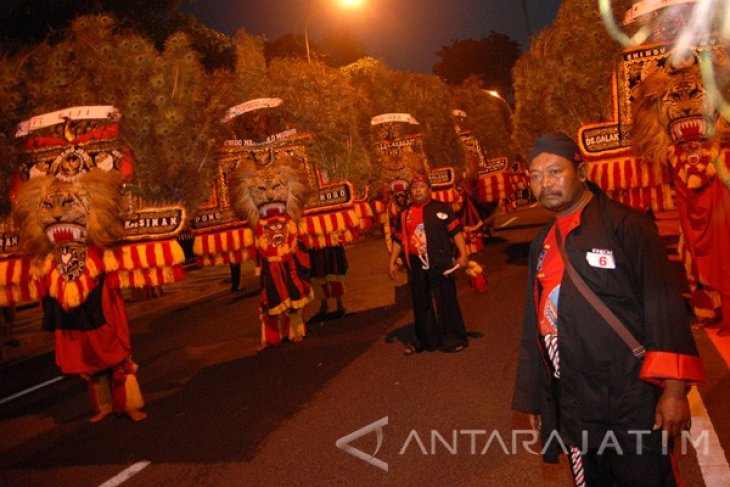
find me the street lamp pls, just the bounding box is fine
[485,90,512,114]
[485,89,514,129]
[305,0,364,63]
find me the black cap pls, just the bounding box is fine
[529,132,582,164]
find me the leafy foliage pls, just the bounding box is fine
[264,33,312,64]
[264,29,367,69]
[433,31,521,97]
[0,6,521,213]
[0,0,235,71]
[0,15,240,212]
[265,59,369,186]
[511,0,633,158]
[345,60,460,180]
[451,77,513,162]
[318,29,368,68]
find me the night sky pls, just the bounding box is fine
[182,0,562,73]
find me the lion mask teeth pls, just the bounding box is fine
[45,223,87,244]
[669,116,708,143]
[258,202,287,218]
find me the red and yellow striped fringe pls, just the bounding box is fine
[478,173,513,203]
[0,257,38,306]
[193,226,255,267]
[299,209,360,249]
[103,240,186,289]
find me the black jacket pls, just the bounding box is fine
[512,184,704,462]
[393,198,463,274]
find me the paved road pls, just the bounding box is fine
[0,203,728,486]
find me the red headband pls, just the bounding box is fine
[410,175,430,187]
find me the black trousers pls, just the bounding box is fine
[549,377,678,487]
[574,448,677,487]
[407,262,468,350]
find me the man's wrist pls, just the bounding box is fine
[662,379,688,397]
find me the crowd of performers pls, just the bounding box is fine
[2,23,730,425]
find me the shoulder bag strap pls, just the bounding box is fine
[555,224,646,359]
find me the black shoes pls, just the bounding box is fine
[443,344,466,353]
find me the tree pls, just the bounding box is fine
[265,58,369,186]
[433,31,521,98]
[318,29,367,68]
[0,0,180,48]
[264,29,368,68]
[264,33,312,63]
[0,0,235,71]
[511,0,633,158]
[451,76,513,161]
[0,15,236,211]
[345,59,460,189]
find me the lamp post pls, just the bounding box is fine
[305,15,314,64]
[485,89,515,135]
[485,90,513,117]
[304,0,364,64]
[484,90,515,159]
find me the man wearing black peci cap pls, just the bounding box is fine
[512,132,705,486]
[387,174,469,354]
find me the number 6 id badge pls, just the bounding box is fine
[586,249,616,269]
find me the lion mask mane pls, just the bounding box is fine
[13,168,124,262]
[228,152,310,227]
[632,62,730,168]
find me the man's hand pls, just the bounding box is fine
[653,379,691,440]
[528,413,542,432]
[388,241,403,281]
[453,232,468,270]
[388,261,399,280]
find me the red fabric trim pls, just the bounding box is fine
[4,259,14,290]
[162,240,174,265]
[144,243,156,269]
[24,124,121,150]
[129,246,141,269]
[102,281,131,349]
[112,365,128,414]
[201,235,210,256]
[173,265,185,282]
[639,351,706,386]
[142,267,152,287]
[447,218,460,232]
[262,313,282,345]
